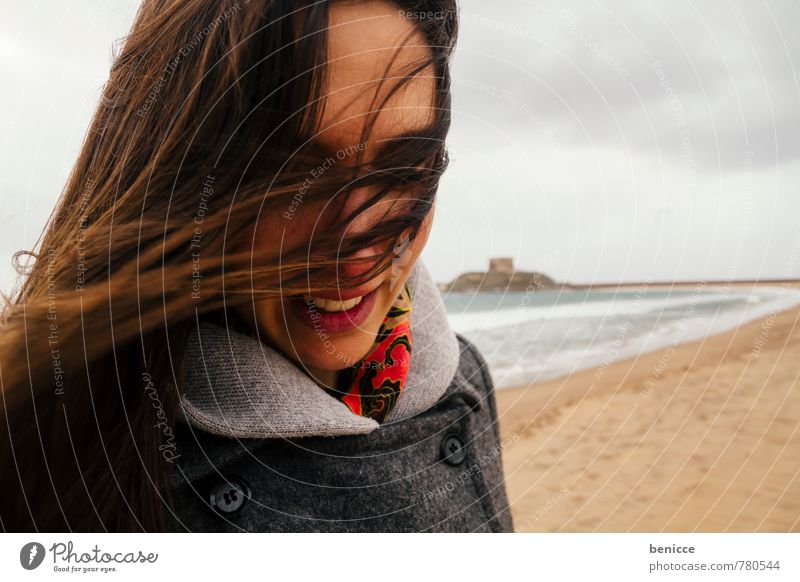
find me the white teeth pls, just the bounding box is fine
[302,294,363,312]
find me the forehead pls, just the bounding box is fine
[314,1,436,160]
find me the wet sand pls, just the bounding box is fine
[495,282,800,532]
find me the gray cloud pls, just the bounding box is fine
[421,0,800,284]
[1,0,798,288]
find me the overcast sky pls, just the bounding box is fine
[2,0,799,289]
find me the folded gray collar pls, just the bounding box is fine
[178,260,460,439]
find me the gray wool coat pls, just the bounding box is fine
[164,262,514,532]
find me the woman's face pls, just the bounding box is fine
[237,1,437,387]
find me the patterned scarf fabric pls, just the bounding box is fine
[325,282,413,423]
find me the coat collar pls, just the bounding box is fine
[178,260,460,439]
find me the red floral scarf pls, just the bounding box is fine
[326,282,413,423]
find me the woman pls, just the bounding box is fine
[0,0,513,532]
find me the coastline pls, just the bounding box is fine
[494,282,800,532]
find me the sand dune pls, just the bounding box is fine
[495,283,800,532]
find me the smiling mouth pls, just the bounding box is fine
[287,286,380,335]
[301,294,363,312]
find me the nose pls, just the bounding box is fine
[336,245,383,280]
[333,187,388,280]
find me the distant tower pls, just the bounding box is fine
[488,257,514,275]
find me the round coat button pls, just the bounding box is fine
[209,476,251,514]
[441,433,467,466]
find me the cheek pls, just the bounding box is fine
[402,210,434,264]
[417,209,434,250]
[385,219,432,296]
[253,214,310,252]
[248,202,335,258]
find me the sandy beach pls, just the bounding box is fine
[495,282,800,532]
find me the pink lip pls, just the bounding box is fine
[287,286,380,335]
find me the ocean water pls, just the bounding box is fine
[442,284,800,389]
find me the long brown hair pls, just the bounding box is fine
[0,0,457,531]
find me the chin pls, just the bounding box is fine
[287,319,382,371]
[299,342,371,371]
